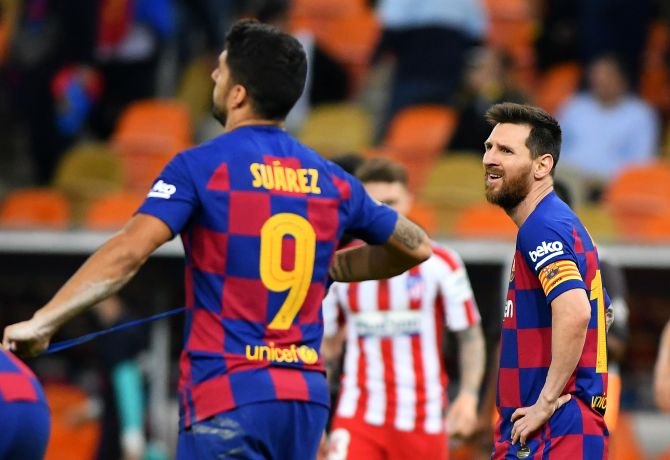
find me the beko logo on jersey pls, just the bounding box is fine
[528,241,564,267]
[147,180,177,199]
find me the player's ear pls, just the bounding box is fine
[534,153,554,179]
[230,84,247,109]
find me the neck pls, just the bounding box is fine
[506,180,554,227]
[224,111,283,132]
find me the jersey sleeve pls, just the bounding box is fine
[434,248,481,332]
[339,171,398,245]
[518,219,587,305]
[322,285,342,338]
[136,153,199,237]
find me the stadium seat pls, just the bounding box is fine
[453,202,517,240]
[0,188,71,230]
[534,62,582,115]
[298,103,373,156]
[43,383,100,460]
[113,99,192,145]
[314,11,381,92]
[639,21,670,112]
[603,161,670,241]
[84,192,146,231]
[383,105,458,154]
[112,134,189,192]
[407,202,437,236]
[52,143,125,222]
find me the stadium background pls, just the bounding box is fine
[0,0,669,458]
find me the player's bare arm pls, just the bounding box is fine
[329,214,432,282]
[511,288,590,445]
[2,214,172,356]
[448,323,486,438]
[654,320,670,412]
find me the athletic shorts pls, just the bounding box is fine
[177,400,329,460]
[0,401,50,460]
[492,397,608,459]
[328,415,448,460]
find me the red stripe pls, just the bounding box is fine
[432,245,460,271]
[409,267,422,310]
[411,335,426,429]
[354,337,368,421]
[434,298,448,390]
[348,282,360,313]
[378,279,390,311]
[464,299,477,325]
[381,339,395,427]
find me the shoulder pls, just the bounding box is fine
[429,242,465,272]
[519,195,577,250]
[621,96,658,120]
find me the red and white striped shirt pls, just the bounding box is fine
[323,244,480,434]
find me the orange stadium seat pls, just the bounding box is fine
[604,161,670,241]
[43,383,100,460]
[384,105,458,154]
[639,21,670,112]
[112,99,193,191]
[534,62,582,115]
[407,202,437,236]
[0,188,71,230]
[315,11,381,92]
[84,192,146,231]
[113,99,192,145]
[453,202,517,240]
[112,134,189,192]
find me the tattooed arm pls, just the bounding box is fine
[329,214,432,282]
[447,324,486,438]
[3,214,171,356]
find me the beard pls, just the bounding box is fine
[212,103,227,126]
[485,164,532,211]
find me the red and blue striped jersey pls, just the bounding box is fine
[0,349,45,405]
[496,192,609,443]
[138,125,398,428]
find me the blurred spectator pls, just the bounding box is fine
[92,296,147,460]
[577,0,653,87]
[449,47,526,153]
[91,0,176,138]
[536,0,653,84]
[374,0,488,135]
[248,0,349,133]
[8,0,100,184]
[557,54,660,197]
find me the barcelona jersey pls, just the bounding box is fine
[495,192,609,459]
[138,125,398,429]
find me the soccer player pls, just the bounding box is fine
[2,20,432,460]
[483,103,609,459]
[323,158,486,460]
[0,349,50,459]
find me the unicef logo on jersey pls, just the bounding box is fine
[147,180,177,199]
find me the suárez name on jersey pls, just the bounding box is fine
[528,240,564,263]
[250,161,321,194]
[147,180,177,199]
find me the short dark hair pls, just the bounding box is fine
[356,158,408,186]
[485,102,562,172]
[224,19,307,120]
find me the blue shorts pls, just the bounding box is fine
[0,401,50,460]
[177,400,329,460]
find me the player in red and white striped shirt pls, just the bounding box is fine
[323,159,486,460]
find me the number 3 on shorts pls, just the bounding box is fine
[260,213,317,330]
